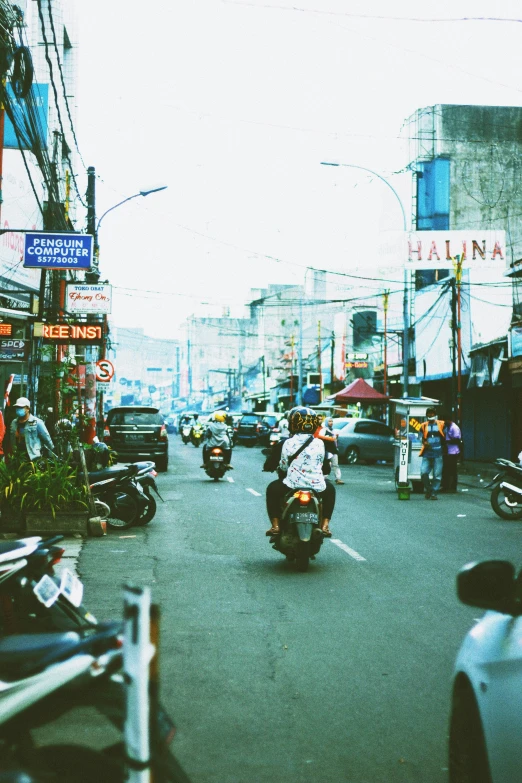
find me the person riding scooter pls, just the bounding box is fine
[202,412,232,467]
[264,406,336,538]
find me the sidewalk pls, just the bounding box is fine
[457,459,498,490]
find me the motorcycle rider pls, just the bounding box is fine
[265,406,336,538]
[202,412,232,467]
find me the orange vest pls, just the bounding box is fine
[419,419,445,456]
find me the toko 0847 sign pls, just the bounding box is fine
[23,232,93,269]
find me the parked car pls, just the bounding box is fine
[104,406,169,471]
[234,413,263,447]
[257,414,281,446]
[333,417,394,464]
[449,559,522,783]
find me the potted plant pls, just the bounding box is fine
[0,454,90,535]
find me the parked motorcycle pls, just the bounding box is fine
[190,423,204,448]
[0,535,98,634]
[0,585,191,782]
[89,461,160,530]
[269,489,325,571]
[202,447,228,481]
[488,458,522,520]
[181,425,192,445]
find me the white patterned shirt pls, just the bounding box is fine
[280,433,326,492]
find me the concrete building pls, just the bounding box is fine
[0,0,81,406]
[405,104,522,458]
[108,327,180,411]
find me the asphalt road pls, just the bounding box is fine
[76,441,522,783]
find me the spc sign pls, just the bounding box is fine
[95,359,114,382]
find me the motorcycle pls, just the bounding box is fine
[190,424,204,448]
[488,458,522,520]
[202,446,228,481]
[181,425,192,445]
[133,461,163,526]
[269,488,325,571]
[89,462,159,530]
[0,585,191,782]
[0,535,98,634]
[269,428,282,446]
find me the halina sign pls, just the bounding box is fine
[406,230,505,270]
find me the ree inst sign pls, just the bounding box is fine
[23,232,93,270]
[66,284,112,314]
[34,322,103,345]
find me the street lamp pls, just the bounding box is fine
[320,161,410,397]
[96,184,168,235]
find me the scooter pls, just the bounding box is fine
[181,425,192,445]
[269,489,325,572]
[0,585,191,782]
[202,447,228,481]
[0,535,98,634]
[89,461,161,530]
[190,424,204,448]
[488,458,522,520]
[269,428,282,446]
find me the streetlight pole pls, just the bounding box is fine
[320,162,410,397]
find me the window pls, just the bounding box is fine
[109,410,162,425]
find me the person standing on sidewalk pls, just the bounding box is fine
[442,414,462,493]
[419,407,445,500]
[9,397,55,462]
[320,417,345,485]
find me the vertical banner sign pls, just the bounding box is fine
[398,438,409,485]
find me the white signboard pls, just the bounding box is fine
[66,284,112,314]
[406,230,506,270]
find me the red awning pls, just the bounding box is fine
[327,378,389,404]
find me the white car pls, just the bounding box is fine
[449,560,522,782]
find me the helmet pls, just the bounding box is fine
[214,412,226,422]
[287,406,320,434]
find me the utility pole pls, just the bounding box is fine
[383,289,389,396]
[451,255,464,423]
[317,320,322,402]
[84,166,97,444]
[261,355,266,409]
[297,298,303,405]
[290,334,295,406]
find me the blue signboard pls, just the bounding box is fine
[23,232,93,269]
[4,84,49,150]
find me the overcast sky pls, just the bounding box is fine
[74,0,522,338]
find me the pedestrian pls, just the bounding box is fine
[442,413,462,493]
[320,417,345,485]
[9,397,55,462]
[419,406,445,500]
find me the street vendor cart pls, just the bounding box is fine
[390,397,440,492]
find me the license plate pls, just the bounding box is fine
[210,456,223,461]
[294,512,317,524]
[60,569,84,608]
[126,434,143,442]
[34,574,61,607]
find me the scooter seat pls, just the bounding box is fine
[0,537,42,564]
[88,465,135,483]
[0,632,81,680]
[132,461,155,473]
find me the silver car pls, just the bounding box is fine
[331,417,394,464]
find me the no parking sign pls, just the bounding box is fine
[95,359,114,382]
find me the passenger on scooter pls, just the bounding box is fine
[265,406,335,538]
[202,412,232,467]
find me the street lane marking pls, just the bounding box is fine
[330,539,367,561]
[227,477,235,483]
[246,488,262,496]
